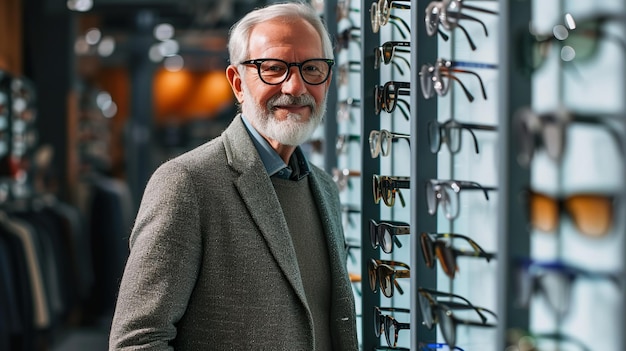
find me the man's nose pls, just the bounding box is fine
[281,66,308,96]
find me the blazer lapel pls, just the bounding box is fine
[222,116,307,306]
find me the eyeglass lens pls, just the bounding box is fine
[248,59,332,85]
[526,190,614,237]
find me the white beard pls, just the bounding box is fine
[241,84,326,146]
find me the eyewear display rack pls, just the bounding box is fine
[319,0,626,350]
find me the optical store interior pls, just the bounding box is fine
[1,0,625,350]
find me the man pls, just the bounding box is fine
[108,2,359,350]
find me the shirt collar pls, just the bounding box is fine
[241,114,311,180]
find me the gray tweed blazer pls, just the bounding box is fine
[109,115,358,351]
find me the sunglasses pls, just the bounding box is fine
[369,218,410,253]
[420,232,495,279]
[424,0,498,51]
[418,287,497,349]
[516,258,621,318]
[518,13,626,75]
[373,174,410,207]
[369,129,410,158]
[368,258,410,298]
[426,179,496,220]
[514,107,623,168]
[374,306,410,348]
[524,189,616,237]
[427,119,497,154]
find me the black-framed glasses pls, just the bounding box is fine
[514,107,624,168]
[418,287,498,349]
[369,218,410,253]
[425,0,498,51]
[374,41,411,69]
[516,258,622,318]
[336,26,361,50]
[426,179,496,220]
[428,119,497,154]
[368,258,410,298]
[420,58,496,102]
[518,12,626,75]
[524,188,616,238]
[373,174,410,207]
[420,232,496,279]
[240,58,334,85]
[373,85,411,121]
[369,129,410,158]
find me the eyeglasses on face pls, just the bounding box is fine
[374,41,411,69]
[369,129,410,158]
[514,107,624,168]
[425,0,498,51]
[418,287,498,349]
[420,232,496,279]
[368,258,410,298]
[369,218,410,253]
[518,13,626,75]
[427,119,497,154]
[373,84,411,121]
[516,258,621,318]
[240,58,334,85]
[420,59,495,102]
[373,174,410,207]
[426,179,497,220]
[524,189,616,238]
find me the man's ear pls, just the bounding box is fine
[226,65,244,103]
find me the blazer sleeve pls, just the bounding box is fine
[109,159,203,350]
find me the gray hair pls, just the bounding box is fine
[227,2,335,66]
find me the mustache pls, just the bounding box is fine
[267,94,316,110]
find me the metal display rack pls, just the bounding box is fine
[318,0,626,350]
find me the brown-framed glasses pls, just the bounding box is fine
[373,174,410,207]
[368,258,410,298]
[420,232,496,279]
[374,41,411,70]
[420,59,495,102]
[373,84,410,121]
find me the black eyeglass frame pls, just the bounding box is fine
[240,58,335,85]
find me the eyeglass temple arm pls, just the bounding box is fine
[448,10,490,37]
[433,232,496,262]
[457,181,497,199]
[388,15,410,39]
[450,68,488,99]
[419,287,489,323]
[572,114,625,157]
[454,22,478,51]
[441,72,475,102]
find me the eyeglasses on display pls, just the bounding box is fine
[420,232,496,279]
[375,345,464,351]
[373,85,410,121]
[524,189,616,237]
[336,26,361,50]
[517,12,626,75]
[418,287,498,349]
[516,258,622,318]
[369,129,410,158]
[368,258,410,298]
[506,328,592,351]
[332,168,360,192]
[425,0,498,50]
[369,218,410,253]
[335,133,360,155]
[420,58,496,102]
[374,306,410,348]
[337,97,360,122]
[374,80,411,115]
[426,179,497,220]
[240,58,334,85]
[513,107,624,168]
[369,0,411,36]
[373,174,410,207]
[374,41,411,70]
[427,119,497,154]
